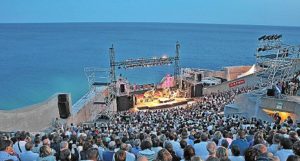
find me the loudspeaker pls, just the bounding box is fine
[57,94,71,119]
[191,86,195,97]
[120,84,125,93]
[117,96,133,111]
[197,74,202,81]
[267,89,275,96]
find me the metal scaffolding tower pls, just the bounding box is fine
[255,34,300,92]
[174,41,180,84]
[107,42,180,109]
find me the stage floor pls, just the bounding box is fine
[134,97,190,110]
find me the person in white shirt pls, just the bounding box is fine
[193,133,209,158]
[229,145,245,161]
[268,133,281,155]
[169,133,181,156]
[13,132,27,156]
[19,142,39,161]
[275,138,294,161]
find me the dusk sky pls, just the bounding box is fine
[1,0,300,26]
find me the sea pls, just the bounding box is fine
[1,22,300,110]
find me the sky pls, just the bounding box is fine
[0,0,300,26]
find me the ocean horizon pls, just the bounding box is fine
[1,22,300,110]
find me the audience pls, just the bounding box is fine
[0,86,299,161]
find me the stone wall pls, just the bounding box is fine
[0,94,62,132]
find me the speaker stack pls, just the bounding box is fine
[57,94,71,119]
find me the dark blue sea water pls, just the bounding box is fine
[1,23,300,110]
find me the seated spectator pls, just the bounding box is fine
[13,131,27,156]
[165,142,180,161]
[38,145,56,161]
[32,136,42,154]
[190,156,203,161]
[60,148,71,161]
[119,143,136,161]
[275,137,294,161]
[176,140,187,159]
[216,147,230,161]
[137,156,149,161]
[131,139,141,156]
[182,145,195,161]
[156,149,172,161]
[0,140,19,161]
[138,140,155,161]
[86,148,100,161]
[293,141,300,156]
[20,142,39,161]
[103,141,116,161]
[151,138,162,158]
[287,155,300,161]
[80,141,93,160]
[204,141,217,160]
[193,133,209,157]
[43,138,56,156]
[230,130,249,156]
[244,148,259,161]
[268,133,281,155]
[115,150,126,161]
[228,145,244,161]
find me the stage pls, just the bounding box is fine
[134,97,191,110]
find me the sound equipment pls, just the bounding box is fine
[191,86,195,97]
[267,89,275,96]
[120,84,125,93]
[197,74,202,81]
[57,94,71,119]
[117,96,133,111]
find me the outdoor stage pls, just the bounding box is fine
[132,86,192,110]
[134,97,191,110]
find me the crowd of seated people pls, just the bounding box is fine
[0,87,300,161]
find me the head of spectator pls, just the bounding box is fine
[157,148,172,161]
[206,141,217,157]
[180,140,187,149]
[34,136,41,147]
[272,133,281,144]
[141,140,152,150]
[253,131,265,145]
[137,156,149,161]
[287,155,300,161]
[120,143,129,151]
[216,146,229,161]
[289,131,299,143]
[40,145,52,158]
[183,145,195,161]
[60,148,71,161]
[115,150,126,161]
[42,138,51,147]
[220,139,229,149]
[201,133,208,142]
[25,142,34,151]
[280,137,293,150]
[230,144,240,156]
[191,156,203,161]
[237,130,246,139]
[292,141,300,156]
[60,141,69,151]
[0,139,14,154]
[244,148,259,161]
[108,141,116,151]
[134,139,141,148]
[206,156,220,161]
[165,142,173,153]
[253,144,268,155]
[87,148,99,161]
